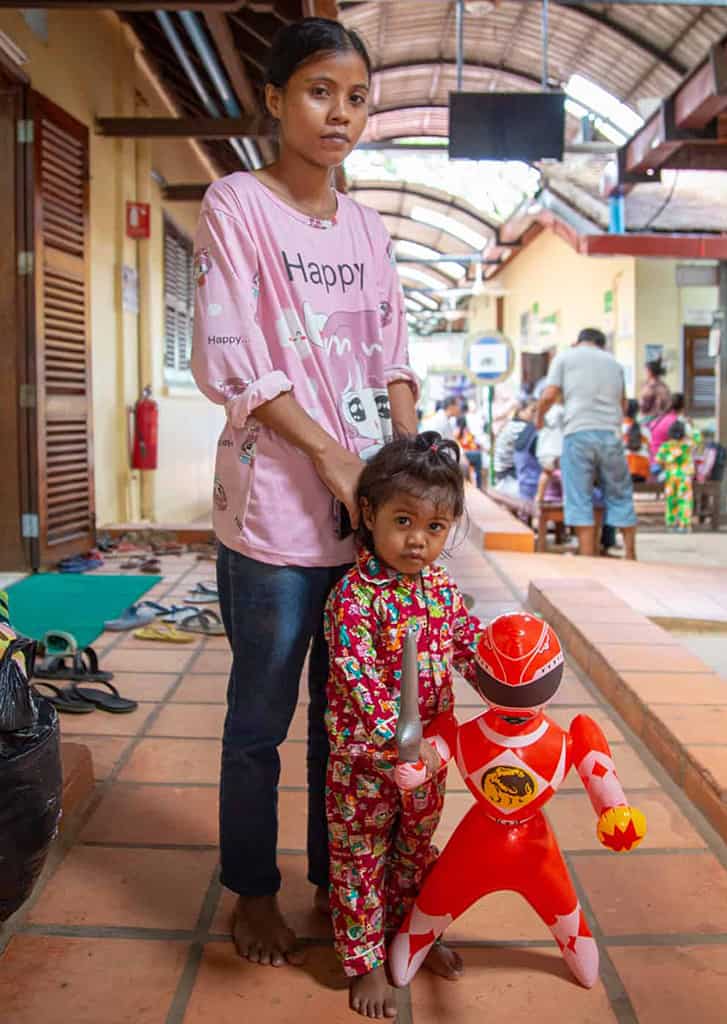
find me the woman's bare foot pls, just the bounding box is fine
[231,894,305,967]
[350,966,397,1019]
[314,885,330,916]
[423,942,464,980]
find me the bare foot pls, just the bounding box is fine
[314,885,330,916]
[423,942,464,980]
[350,966,397,1019]
[231,894,305,967]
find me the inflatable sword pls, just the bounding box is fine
[396,625,422,763]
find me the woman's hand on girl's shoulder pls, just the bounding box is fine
[312,441,365,528]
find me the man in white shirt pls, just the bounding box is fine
[537,328,636,559]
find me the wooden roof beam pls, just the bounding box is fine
[96,115,265,138]
[4,1,241,8]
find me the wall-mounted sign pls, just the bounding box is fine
[126,201,150,240]
[464,332,515,385]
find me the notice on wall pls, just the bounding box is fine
[122,265,139,315]
[644,343,663,364]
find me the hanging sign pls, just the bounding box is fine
[126,201,150,239]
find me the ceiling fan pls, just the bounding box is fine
[432,261,508,302]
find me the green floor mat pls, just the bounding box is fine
[4,573,162,650]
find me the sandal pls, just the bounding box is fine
[104,601,170,631]
[179,608,225,636]
[70,679,138,714]
[68,647,114,683]
[140,558,162,574]
[31,680,95,714]
[132,623,196,644]
[34,655,78,681]
[40,630,78,657]
[187,582,219,602]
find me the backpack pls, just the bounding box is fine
[625,419,643,453]
[700,442,726,483]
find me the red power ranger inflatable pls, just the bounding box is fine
[390,612,646,989]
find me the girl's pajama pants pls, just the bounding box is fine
[326,753,446,976]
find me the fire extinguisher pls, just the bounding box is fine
[131,386,158,470]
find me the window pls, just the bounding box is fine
[163,216,194,385]
[684,326,716,418]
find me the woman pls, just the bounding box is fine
[191,18,418,977]
[639,357,671,419]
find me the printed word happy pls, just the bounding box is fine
[282,250,364,294]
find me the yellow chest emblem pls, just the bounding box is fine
[481,765,538,810]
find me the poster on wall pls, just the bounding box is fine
[644,343,663,364]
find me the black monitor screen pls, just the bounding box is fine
[448,91,565,162]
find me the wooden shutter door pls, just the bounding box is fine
[30,92,94,567]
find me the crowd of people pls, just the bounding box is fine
[422,333,713,556]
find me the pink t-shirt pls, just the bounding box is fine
[191,172,417,567]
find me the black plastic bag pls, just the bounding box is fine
[0,634,62,922]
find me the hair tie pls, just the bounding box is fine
[430,443,438,453]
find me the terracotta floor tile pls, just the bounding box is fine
[211,854,331,940]
[686,745,727,790]
[656,704,727,744]
[591,743,657,790]
[278,789,309,852]
[118,737,221,784]
[99,672,177,703]
[549,673,597,706]
[102,646,195,674]
[68,735,133,780]
[280,741,308,789]
[201,636,231,651]
[189,650,232,674]
[557,605,644,625]
[574,851,727,934]
[409,946,616,1023]
[595,643,710,675]
[183,944,352,1024]
[171,673,228,703]
[546,791,704,851]
[147,703,226,738]
[0,935,188,1024]
[445,889,553,943]
[59,703,155,737]
[621,672,727,705]
[469,600,521,618]
[116,634,203,651]
[609,946,727,1024]
[548,706,625,743]
[82,784,218,845]
[288,703,309,741]
[28,846,217,930]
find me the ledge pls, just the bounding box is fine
[465,484,535,554]
[529,577,727,843]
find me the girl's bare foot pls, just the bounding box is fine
[423,941,464,980]
[314,885,330,916]
[350,966,397,1019]
[231,894,305,967]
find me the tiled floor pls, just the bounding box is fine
[2,544,727,1022]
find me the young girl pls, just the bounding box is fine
[656,420,696,532]
[324,432,483,1018]
[191,19,419,968]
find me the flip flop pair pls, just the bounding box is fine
[177,608,225,636]
[104,600,170,632]
[34,646,113,684]
[32,679,137,714]
[187,582,219,603]
[132,623,196,644]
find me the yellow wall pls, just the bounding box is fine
[0,10,220,526]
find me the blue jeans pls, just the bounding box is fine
[216,543,350,897]
[561,430,637,528]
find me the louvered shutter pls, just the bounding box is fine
[163,217,194,383]
[31,92,94,565]
[685,328,716,417]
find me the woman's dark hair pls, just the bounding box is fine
[625,398,639,420]
[356,432,464,551]
[646,358,666,377]
[668,419,686,441]
[266,18,371,89]
[670,392,685,413]
[455,416,468,432]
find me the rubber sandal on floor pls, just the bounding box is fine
[161,605,200,623]
[70,679,138,714]
[31,681,95,714]
[33,656,77,681]
[133,623,196,643]
[140,558,162,573]
[179,608,225,636]
[104,601,170,631]
[40,630,78,657]
[68,647,114,683]
[187,583,219,602]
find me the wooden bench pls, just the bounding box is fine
[694,480,723,531]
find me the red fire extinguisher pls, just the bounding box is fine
[131,386,158,470]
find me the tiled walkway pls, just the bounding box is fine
[2,545,727,1022]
